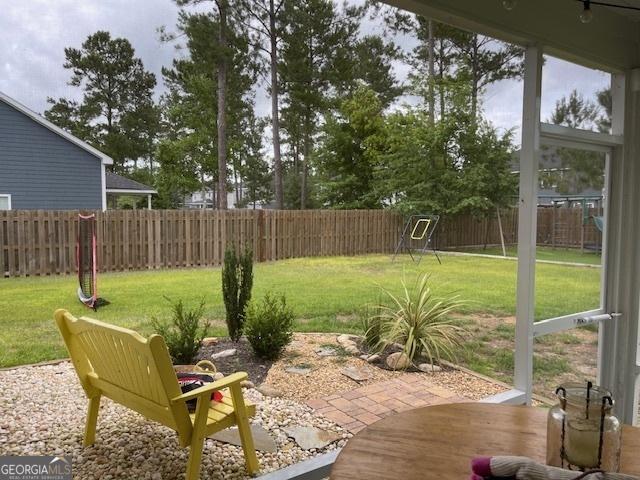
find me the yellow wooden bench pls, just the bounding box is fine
[54,309,260,479]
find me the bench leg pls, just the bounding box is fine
[186,393,211,480]
[83,394,101,446]
[186,436,205,480]
[231,385,260,475]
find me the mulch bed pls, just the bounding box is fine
[197,337,273,385]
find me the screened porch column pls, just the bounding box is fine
[600,69,640,425]
[514,45,542,405]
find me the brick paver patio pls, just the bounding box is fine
[306,374,466,433]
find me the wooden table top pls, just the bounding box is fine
[330,403,640,480]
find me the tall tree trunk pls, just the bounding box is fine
[470,35,479,121]
[301,113,310,209]
[427,20,435,124]
[217,0,229,210]
[270,0,284,209]
[438,39,446,121]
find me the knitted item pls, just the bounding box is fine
[471,456,639,480]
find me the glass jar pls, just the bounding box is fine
[547,383,622,472]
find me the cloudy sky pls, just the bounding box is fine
[1,0,610,145]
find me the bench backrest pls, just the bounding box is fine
[55,309,193,444]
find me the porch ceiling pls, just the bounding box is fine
[383,0,640,72]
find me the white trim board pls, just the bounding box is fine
[106,189,158,195]
[0,90,113,166]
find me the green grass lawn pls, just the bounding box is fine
[450,245,602,265]
[0,254,600,367]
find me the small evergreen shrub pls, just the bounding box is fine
[222,244,254,341]
[244,293,294,360]
[151,297,209,364]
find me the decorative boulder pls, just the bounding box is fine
[418,363,442,373]
[211,348,237,360]
[360,353,381,363]
[386,352,412,370]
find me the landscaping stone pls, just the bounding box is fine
[256,384,282,397]
[283,426,341,450]
[241,380,255,389]
[0,362,349,480]
[285,366,313,376]
[211,349,237,360]
[340,366,373,382]
[336,334,359,344]
[336,335,360,356]
[315,347,338,357]
[360,354,381,363]
[344,345,360,355]
[386,352,412,370]
[213,372,225,381]
[210,425,277,453]
[418,363,442,373]
[202,337,218,346]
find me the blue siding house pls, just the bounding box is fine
[0,91,113,210]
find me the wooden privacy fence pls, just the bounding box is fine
[431,207,602,251]
[0,207,603,278]
[431,209,519,250]
[0,209,403,277]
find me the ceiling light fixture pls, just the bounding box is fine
[580,0,594,22]
[502,0,517,11]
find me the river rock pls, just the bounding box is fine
[256,384,282,397]
[386,352,412,370]
[360,353,381,363]
[418,363,442,373]
[211,349,237,360]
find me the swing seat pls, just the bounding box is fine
[54,309,260,480]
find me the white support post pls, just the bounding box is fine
[147,194,152,210]
[598,73,624,402]
[602,70,640,425]
[514,45,542,405]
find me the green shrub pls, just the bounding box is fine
[244,293,294,360]
[222,244,254,341]
[377,274,466,367]
[151,298,209,364]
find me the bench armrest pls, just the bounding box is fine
[170,371,248,404]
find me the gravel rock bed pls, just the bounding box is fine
[0,362,348,480]
[262,334,505,402]
[263,334,399,402]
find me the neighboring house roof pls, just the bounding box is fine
[106,172,157,194]
[0,90,113,166]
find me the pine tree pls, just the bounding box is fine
[239,0,286,209]
[279,0,361,208]
[158,10,258,207]
[45,31,159,173]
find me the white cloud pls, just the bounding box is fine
[0,0,611,143]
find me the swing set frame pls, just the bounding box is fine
[392,214,441,264]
